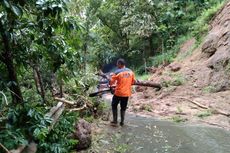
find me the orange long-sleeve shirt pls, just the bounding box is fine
[109,68,135,97]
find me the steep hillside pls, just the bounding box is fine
[129,1,230,129]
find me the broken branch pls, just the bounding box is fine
[0,143,9,153]
[54,97,75,105]
[68,103,87,112]
[172,96,230,117]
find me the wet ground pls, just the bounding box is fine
[81,94,230,153]
[84,115,230,153]
[84,114,230,153]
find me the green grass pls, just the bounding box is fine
[140,104,152,112]
[202,85,216,93]
[162,72,186,87]
[171,115,187,123]
[135,73,151,81]
[196,110,213,118]
[171,74,185,86]
[225,61,230,75]
[114,144,129,153]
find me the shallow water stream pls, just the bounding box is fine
[84,94,230,153]
[100,114,230,153]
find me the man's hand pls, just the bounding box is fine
[109,72,115,76]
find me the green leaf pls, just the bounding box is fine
[3,0,10,8]
[27,109,35,117]
[36,0,45,5]
[11,5,23,17]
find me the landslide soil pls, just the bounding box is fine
[128,1,230,129]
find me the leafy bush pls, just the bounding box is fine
[37,111,79,153]
[135,65,146,75]
[0,102,79,153]
[147,35,192,67]
[148,52,174,67]
[144,1,226,68]
[0,102,50,149]
[135,73,151,81]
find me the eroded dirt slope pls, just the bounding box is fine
[129,1,230,129]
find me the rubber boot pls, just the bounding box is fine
[120,110,125,126]
[110,109,118,126]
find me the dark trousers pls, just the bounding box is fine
[111,95,128,123]
[112,95,128,111]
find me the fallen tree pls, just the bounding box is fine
[9,95,91,153]
[134,80,162,89]
[90,73,162,97]
[89,80,162,97]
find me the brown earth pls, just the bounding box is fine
[128,1,230,130]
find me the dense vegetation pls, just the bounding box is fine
[0,0,226,152]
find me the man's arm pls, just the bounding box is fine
[109,73,118,86]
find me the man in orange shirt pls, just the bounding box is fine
[109,59,135,126]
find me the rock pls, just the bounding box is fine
[207,47,230,70]
[206,47,230,91]
[74,119,92,151]
[168,63,181,72]
[193,83,198,88]
[166,103,171,106]
[202,33,220,56]
[200,1,230,92]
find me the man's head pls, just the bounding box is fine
[116,58,126,69]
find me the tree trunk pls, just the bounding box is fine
[89,80,162,97]
[50,73,56,97]
[83,43,87,73]
[5,58,23,103]
[134,80,161,89]
[124,34,129,51]
[33,67,40,95]
[83,15,90,73]
[149,35,154,55]
[33,66,46,103]
[59,80,63,98]
[0,25,23,103]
